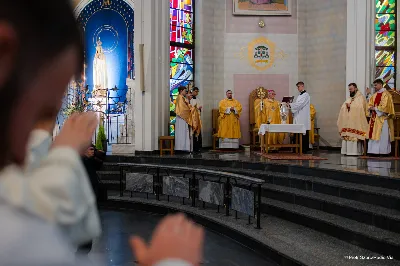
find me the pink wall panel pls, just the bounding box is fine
[233,74,290,144]
[225,0,297,34]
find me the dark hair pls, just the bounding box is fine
[296,81,305,86]
[178,86,186,93]
[373,79,384,85]
[192,87,199,92]
[226,90,232,93]
[0,0,83,165]
[348,83,358,88]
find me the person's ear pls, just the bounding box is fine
[0,22,17,88]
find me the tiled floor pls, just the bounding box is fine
[89,209,276,266]
[140,150,400,178]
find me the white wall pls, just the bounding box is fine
[298,0,347,147]
[195,0,299,146]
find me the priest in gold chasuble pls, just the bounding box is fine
[367,79,395,155]
[218,90,242,149]
[337,83,369,155]
[175,87,192,152]
[264,90,284,148]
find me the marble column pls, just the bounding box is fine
[134,0,170,151]
[346,0,375,97]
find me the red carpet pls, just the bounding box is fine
[254,152,327,160]
[359,156,400,160]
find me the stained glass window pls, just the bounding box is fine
[375,0,397,89]
[169,0,194,136]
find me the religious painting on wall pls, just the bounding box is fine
[233,0,292,16]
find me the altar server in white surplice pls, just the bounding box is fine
[288,81,311,153]
[175,86,192,152]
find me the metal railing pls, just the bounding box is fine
[117,163,264,229]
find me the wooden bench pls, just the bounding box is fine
[159,136,174,155]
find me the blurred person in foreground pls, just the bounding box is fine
[0,0,204,265]
[77,144,106,255]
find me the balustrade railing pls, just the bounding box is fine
[117,163,264,229]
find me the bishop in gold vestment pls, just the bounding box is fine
[337,84,369,155]
[218,90,242,149]
[367,79,395,155]
[175,87,192,152]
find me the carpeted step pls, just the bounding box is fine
[262,184,400,233]
[261,198,400,258]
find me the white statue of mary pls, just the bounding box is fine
[93,38,108,97]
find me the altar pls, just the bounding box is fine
[258,124,306,155]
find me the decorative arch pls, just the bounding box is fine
[77,0,135,84]
[74,0,134,17]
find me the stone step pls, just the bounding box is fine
[260,171,400,210]
[262,184,400,233]
[108,194,398,266]
[99,164,400,209]
[261,198,400,258]
[104,155,400,190]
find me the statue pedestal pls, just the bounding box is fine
[111,78,135,155]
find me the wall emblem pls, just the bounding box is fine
[247,37,275,71]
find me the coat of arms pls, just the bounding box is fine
[248,37,275,71]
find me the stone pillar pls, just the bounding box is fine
[134,0,170,151]
[346,0,375,97]
[111,79,136,155]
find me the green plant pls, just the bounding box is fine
[96,125,107,150]
[62,102,86,117]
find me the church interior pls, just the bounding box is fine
[52,0,400,265]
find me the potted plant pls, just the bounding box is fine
[96,124,107,152]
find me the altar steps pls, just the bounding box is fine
[98,162,400,259]
[261,184,400,233]
[106,194,396,266]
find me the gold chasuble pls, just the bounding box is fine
[254,98,267,129]
[190,104,202,137]
[264,99,284,145]
[175,94,192,126]
[367,90,395,141]
[218,98,242,139]
[337,91,369,141]
[309,104,316,145]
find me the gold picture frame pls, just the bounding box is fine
[233,0,292,16]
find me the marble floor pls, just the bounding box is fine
[139,150,400,178]
[88,209,276,266]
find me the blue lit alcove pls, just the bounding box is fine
[77,0,134,111]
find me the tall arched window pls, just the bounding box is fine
[169,0,195,136]
[375,0,397,89]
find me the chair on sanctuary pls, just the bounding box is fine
[249,87,269,146]
[159,136,175,155]
[212,109,220,150]
[388,90,400,157]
